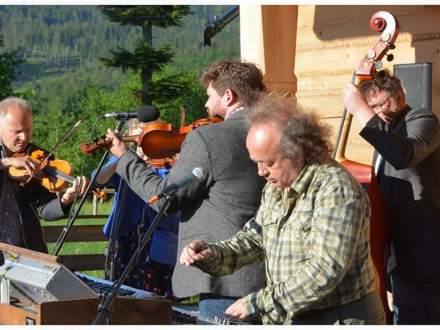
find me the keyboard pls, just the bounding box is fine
[76,273,251,325]
[75,272,159,300]
[171,306,250,325]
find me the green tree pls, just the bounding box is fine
[0,35,20,99]
[99,5,192,105]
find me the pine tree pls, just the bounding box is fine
[99,5,192,105]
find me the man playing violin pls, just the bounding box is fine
[0,96,88,253]
[105,60,267,320]
[343,69,440,324]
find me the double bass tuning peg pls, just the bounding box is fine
[374,60,383,70]
[386,53,394,62]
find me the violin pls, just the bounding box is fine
[8,146,76,193]
[8,144,108,200]
[80,116,223,168]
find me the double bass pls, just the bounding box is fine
[334,11,399,324]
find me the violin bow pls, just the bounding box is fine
[22,120,82,186]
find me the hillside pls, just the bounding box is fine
[0,5,240,174]
[0,5,240,85]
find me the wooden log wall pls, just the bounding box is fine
[296,5,440,164]
[242,5,440,165]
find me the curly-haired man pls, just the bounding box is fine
[180,94,385,324]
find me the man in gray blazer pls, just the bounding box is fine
[343,69,440,324]
[106,60,267,319]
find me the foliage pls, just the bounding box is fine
[0,5,239,174]
[100,42,174,73]
[0,5,240,82]
[31,72,140,176]
[100,5,191,28]
[99,5,192,105]
[0,35,20,99]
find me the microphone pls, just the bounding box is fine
[104,105,160,123]
[148,167,204,204]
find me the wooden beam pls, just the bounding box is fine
[58,254,105,271]
[43,225,106,242]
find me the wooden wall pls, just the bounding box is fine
[241,5,440,165]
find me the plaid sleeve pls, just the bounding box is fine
[243,178,370,322]
[196,215,265,276]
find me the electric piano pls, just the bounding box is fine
[79,273,252,325]
[0,243,171,325]
[0,242,250,325]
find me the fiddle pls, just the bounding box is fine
[8,146,105,199]
[80,116,223,168]
[8,147,76,192]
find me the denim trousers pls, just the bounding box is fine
[198,293,239,319]
[390,268,440,324]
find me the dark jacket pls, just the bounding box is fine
[360,106,440,280]
[0,143,69,253]
[117,111,267,298]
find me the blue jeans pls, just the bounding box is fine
[198,293,239,319]
[390,268,440,324]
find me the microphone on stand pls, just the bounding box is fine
[148,167,204,204]
[104,105,160,122]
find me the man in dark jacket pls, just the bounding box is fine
[343,69,440,324]
[105,60,267,319]
[0,96,88,253]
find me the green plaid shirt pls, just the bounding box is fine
[199,161,376,324]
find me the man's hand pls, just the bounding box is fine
[0,155,37,174]
[105,129,128,158]
[61,176,89,206]
[179,239,212,266]
[224,298,251,321]
[342,82,375,127]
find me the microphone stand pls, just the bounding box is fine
[92,195,173,325]
[51,119,127,256]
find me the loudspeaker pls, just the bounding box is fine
[394,62,432,111]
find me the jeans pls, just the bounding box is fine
[390,268,440,324]
[199,293,239,319]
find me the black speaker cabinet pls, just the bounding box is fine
[393,62,432,111]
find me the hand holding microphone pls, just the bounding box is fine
[148,167,204,204]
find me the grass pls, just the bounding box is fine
[41,198,113,278]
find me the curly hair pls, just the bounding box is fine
[359,69,403,98]
[246,93,333,165]
[200,60,267,107]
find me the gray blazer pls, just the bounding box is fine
[360,106,440,280]
[116,111,266,297]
